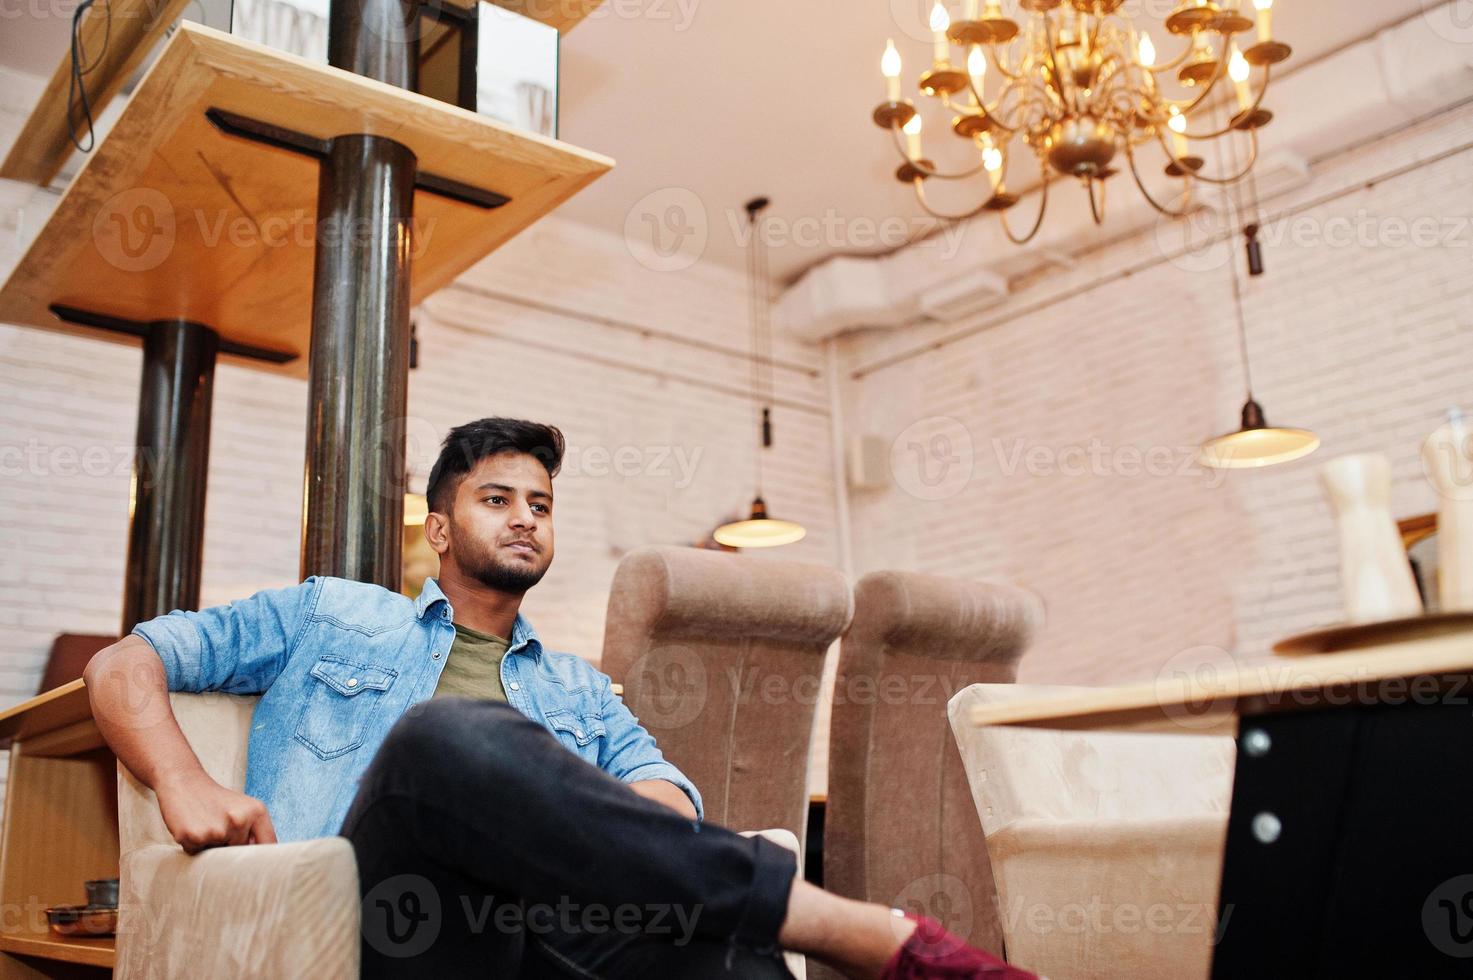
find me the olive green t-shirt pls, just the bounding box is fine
[432,623,510,702]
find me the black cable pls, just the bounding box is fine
[67,0,111,154]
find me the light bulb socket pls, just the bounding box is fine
[1245,224,1264,276]
[1240,398,1268,431]
[748,496,768,520]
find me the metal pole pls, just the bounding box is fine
[301,134,416,588]
[302,0,419,589]
[328,0,420,91]
[122,320,219,633]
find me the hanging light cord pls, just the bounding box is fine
[1213,105,1256,401]
[67,0,111,154]
[745,202,768,498]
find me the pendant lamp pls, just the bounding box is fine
[1200,140,1318,470]
[714,198,806,549]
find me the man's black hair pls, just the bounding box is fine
[425,418,565,514]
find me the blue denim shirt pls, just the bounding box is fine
[132,576,702,842]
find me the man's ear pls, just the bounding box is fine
[423,511,451,557]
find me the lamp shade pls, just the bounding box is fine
[713,497,807,549]
[1200,398,1319,469]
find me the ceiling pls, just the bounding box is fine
[1,0,1438,280]
[556,0,1430,280]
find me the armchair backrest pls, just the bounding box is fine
[600,546,853,842]
[824,572,1043,958]
[118,692,259,855]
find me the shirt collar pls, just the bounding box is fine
[508,614,542,661]
[414,577,450,620]
[415,578,543,661]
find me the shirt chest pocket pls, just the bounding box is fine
[294,656,400,760]
[543,707,607,760]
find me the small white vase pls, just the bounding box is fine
[1319,453,1423,624]
[1422,414,1473,611]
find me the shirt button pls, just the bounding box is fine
[508,681,520,692]
[433,651,441,660]
[346,678,358,688]
[574,729,584,739]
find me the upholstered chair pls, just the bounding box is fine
[948,683,1236,980]
[822,572,1043,970]
[115,692,809,978]
[600,545,854,843]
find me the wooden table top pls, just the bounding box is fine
[0,679,90,746]
[968,629,1473,736]
[0,23,612,377]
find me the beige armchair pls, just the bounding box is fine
[601,546,854,843]
[947,684,1236,980]
[824,573,1043,962]
[116,692,807,978]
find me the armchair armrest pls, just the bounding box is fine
[116,838,359,980]
[742,828,806,980]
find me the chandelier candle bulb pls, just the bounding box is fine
[883,39,902,102]
[1254,0,1273,42]
[1168,108,1188,156]
[965,0,979,18]
[931,2,952,65]
[968,45,987,82]
[983,142,1003,191]
[904,113,924,158]
[1229,47,1252,109]
[1138,32,1156,67]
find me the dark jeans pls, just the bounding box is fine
[339,698,799,979]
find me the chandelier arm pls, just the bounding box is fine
[1143,38,1195,74]
[998,168,1051,245]
[1148,122,1260,186]
[984,39,1025,81]
[1124,139,1198,218]
[1040,13,1071,106]
[963,73,1022,135]
[976,74,1054,135]
[1086,175,1106,225]
[1175,64,1275,140]
[1179,128,1260,185]
[912,179,1006,224]
[1092,53,1127,99]
[889,123,993,180]
[1149,34,1233,120]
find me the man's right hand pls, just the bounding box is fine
[85,636,279,855]
[155,770,278,854]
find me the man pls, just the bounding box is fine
[85,417,1031,979]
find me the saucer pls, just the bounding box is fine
[1272,612,1473,655]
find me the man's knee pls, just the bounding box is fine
[377,698,527,772]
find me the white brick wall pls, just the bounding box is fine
[842,100,1473,686]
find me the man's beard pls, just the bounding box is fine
[455,531,551,594]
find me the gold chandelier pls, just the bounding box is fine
[872,0,1291,242]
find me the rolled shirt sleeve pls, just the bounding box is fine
[130,578,322,695]
[596,674,704,821]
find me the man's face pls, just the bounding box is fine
[427,451,555,594]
